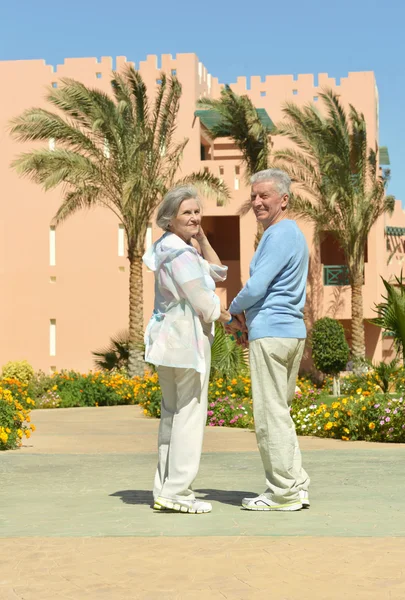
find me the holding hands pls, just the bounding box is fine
[225,312,249,349]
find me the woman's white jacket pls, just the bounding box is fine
[142,232,228,374]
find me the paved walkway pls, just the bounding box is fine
[1,406,405,599]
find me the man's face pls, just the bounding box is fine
[250,180,289,229]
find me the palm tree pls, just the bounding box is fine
[197,85,272,178]
[197,86,273,246]
[370,272,405,365]
[273,89,395,359]
[10,66,229,377]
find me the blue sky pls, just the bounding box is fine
[2,0,404,204]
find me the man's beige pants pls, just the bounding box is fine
[250,337,310,504]
[153,334,211,502]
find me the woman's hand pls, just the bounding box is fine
[218,306,232,324]
[192,225,208,245]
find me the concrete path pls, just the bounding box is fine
[1,405,405,599]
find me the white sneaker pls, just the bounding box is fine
[299,490,310,508]
[154,496,212,514]
[242,494,302,511]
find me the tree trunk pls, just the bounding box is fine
[351,278,365,360]
[332,375,341,397]
[128,254,145,378]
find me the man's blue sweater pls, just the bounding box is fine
[229,219,309,340]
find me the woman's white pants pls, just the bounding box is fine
[153,334,211,501]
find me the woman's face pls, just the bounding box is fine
[169,198,201,243]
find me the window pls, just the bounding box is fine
[50,320,56,357]
[235,166,240,175]
[118,224,125,257]
[260,91,266,97]
[50,276,56,283]
[204,166,209,173]
[49,138,55,151]
[50,365,56,373]
[293,89,298,95]
[171,69,177,76]
[96,72,102,79]
[313,96,319,102]
[219,166,224,176]
[234,178,239,191]
[103,139,110,159]
[51,82,57,88]
[156,79,162,85]
[49,226,56,266]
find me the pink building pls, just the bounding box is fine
[0,53,404,373]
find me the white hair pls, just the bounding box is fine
[250,169,291,196]
[156,185,201,231]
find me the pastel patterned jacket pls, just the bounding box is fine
[143,232,227,373]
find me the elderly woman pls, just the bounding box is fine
[143,185,231,514]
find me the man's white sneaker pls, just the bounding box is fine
[299,490,310,508]
[242,494,302,511]
[153,496,212,514]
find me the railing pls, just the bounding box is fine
[323,265,350,286]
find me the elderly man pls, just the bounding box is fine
[227,168,310,511]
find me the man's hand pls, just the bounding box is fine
[235,331,249,349]
[225,312,247,333]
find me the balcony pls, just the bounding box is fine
[323,265,350,286]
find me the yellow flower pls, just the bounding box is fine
[356,388,362,394]
[361,406,366,411]
[5,428,11,433]
[343,428,350,434]
[369,422,376,430]
[231,393,236,398]
[334,411,339,418]
[25,430,31,438]
[341,436,349,441]
[231,379,237,385]
[324,412,330,418]
[30,424,36,431]
[17,429,23,438]
[342,398,348,405]
[324,422,333,430]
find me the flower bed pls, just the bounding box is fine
[0,378,35,450]
[291,388,405,442]
[28,370,141,408]
[138,373,253,427]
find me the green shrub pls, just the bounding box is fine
[46,371,140,407]
[1,360,34,385]
[311,318,350,375]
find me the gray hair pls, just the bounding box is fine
[156,185,201,231]
[250,169,291,196]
